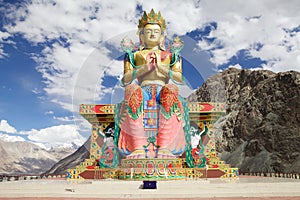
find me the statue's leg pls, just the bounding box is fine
[157,84,186,158]
[118,84,147,158]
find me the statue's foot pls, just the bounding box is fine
[156,149,176,158]
[126,149,146,159]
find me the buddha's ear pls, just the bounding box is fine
[159,34,166,51]
[138,29,145,50]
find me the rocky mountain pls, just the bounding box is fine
[0,139,76,175]
[44,138,90,175]
[188,68,300,173]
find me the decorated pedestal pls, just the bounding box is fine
[67,103,238,180]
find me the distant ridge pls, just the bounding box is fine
[0,140,75,175]
[45,137,90,175]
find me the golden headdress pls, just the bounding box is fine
[138,9,166,32]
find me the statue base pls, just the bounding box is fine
[75,158,238,180]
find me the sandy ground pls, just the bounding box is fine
[0,176,300,199]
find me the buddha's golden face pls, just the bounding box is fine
[143,24,162,48]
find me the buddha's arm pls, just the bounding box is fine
[158,57,182,82]
[170,58,182,82]
[122,55,150,84]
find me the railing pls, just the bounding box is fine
[0,174,66,182]
[239,172,300,179]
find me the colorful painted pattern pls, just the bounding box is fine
[79,103,226,115]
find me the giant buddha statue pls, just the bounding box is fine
[114,9,191,160]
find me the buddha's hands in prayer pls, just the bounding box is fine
[146,52,158,71]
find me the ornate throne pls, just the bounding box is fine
[67,103,239,180]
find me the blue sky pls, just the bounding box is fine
[0,0,299,149]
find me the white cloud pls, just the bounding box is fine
[53,116,73,122]
[20,124,86,149]
[228,64,242,70]
[0,119,17,133]
[0,31,10,40]
[0,133,25,142]
[0,31,10,58]
[45,110,54,115]
[31,87,40,94]
[196,0,300,72]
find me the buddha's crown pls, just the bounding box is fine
[138,9,166,31]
